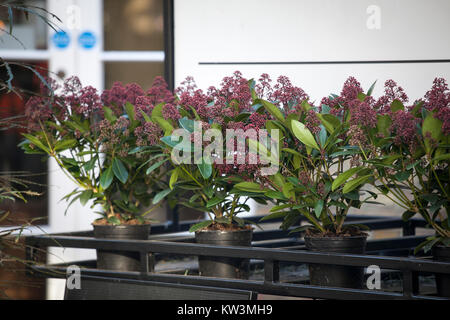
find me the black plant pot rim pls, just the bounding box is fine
[195,228,252,234]
[304,234,368,241]
[92,222,151,228]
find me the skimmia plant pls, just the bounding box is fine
[20,76,175,225]
[367,78,450,252]
[156,72,276,232]
[250,76,381,236]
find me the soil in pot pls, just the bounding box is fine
[195,224,253,279]
[433,245,450,297]
[304,230,368,289]
[93,217,150,272]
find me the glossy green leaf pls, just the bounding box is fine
[260,210,288,222]
[314,199,324,218]
[206,197,225,208]
[376,114,392,137]
[152,188,172,204]
[54,139,77,151]
[235,181,264,193]
[21,133,50,153]
[79,190,93,206]
[422,114,442,154]
[291,120,319,151]
[259,99,285,122]
[197,157,212,179]
[342,175,372,194]
[332,167,364,191]
[179,117,195,133]
[112,158,128,184]
[189,220,213,232]
[169,167,181,189]
[390,99,405,113]
[146,159,168,175]
[124,102,136,121]
[103,106,117,122]
[264,190,287,200]
[367,80,377,96]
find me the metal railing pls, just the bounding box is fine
[25,215,450,300]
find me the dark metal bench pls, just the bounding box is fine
[64,274,256,300]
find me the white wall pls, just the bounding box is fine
[174,0,450,102]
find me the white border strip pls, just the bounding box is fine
[0,49,51,60]
[101,51,165,62]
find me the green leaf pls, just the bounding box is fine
[107,216,121,226]
[54,139,77,152]
[124,102,136,121]
[422,114,443,154]
[402,210,416,221]
[259,99,285,123]
[153,116,174,135]
[160,135,181,148]
[291,120,320,151]
[367,80,377,96]
[260,211,288,222]
[100,166,114,190]
[394,171,411,182]
[432,153,450,163]
[301,100,312,112]
[112,158,129,184]
[189,220,213,232]
[357,92,366,102]
[146,159,168,175]
[390,99,405,113]
[343,190,360,201]
[332,167,364,191]
[151,103,174,135]
[377,114,392,136]
[197,157,212,179]
[233,216,245,228]
[169,167,181,189]
[342,175,372,194]
[206,196,224,208]
[79,190,93,206]
[141,110,152,122]
[314,199,324,218]
[179,117,195,133]
[235,182,264,193]
[317,113,340,133]
[264,190,287,200]
[289,225,314,235]
[152,188,172,204]
[21,134,50,153]
[270,203,294,212]
[103,106,117,122]
[282,148,301,156]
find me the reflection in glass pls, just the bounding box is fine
[0,61,48,225]
[104,61,164,90]
[104,0,164,51]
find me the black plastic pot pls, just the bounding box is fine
[195,228,253,279]
[304,235,367,289]
[93,223,150,271]
[433,245,450,297]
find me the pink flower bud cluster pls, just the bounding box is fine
[424,78,450,135]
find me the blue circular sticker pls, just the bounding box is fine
[78,31,96,49]
[52,31,70,49]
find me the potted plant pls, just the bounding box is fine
[368,78,449,296]
[256,76,384,288]
[155,72,271,279]
[20,76,174,271]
